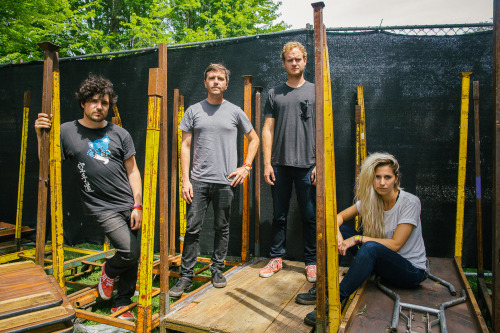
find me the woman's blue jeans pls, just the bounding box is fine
[339,225,426,300]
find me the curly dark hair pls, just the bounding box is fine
[75,74,118,108]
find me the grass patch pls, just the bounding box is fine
[62,245,237,326]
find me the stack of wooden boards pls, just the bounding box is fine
[0,261,75,333]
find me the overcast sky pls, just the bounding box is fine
[277,0,493,29]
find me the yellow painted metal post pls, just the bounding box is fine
[111,105,123,127]
[15,91,31,251]
[158,43,170,332]
[354,104,361,231]
[50,56,65,288]
[455,72,473,261]
[178,95,186,253]
[357,86,367,160]
[322,25,341,332]
[137,68,163,333]
[355,87,367,232]
[175,91,184,254]
[241,75,253,262]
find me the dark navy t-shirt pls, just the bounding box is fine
[61,120,135,215]
[264,81,316,168]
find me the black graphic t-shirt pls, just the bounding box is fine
[61,120,135,215]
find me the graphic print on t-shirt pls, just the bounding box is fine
[87,136,111,164]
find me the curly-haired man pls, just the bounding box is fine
[35,74,142,321]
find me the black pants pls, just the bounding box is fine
[92,209,139,306]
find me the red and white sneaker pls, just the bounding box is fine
[259,257,283,278]
[98,262,115,300]
[306,265,317,282]
[111,306,135,321]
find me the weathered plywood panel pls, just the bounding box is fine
[344,257,484,332]
[166,259,314,332]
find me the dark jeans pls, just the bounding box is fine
[339,225,427,300]
[180,179,235,280]
[269,165,316,266]
[92,209,139,307]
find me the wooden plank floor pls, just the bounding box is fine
[342,257,484,332]
[164,259,318,333]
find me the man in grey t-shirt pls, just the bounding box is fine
[260,41,317,283]
[170,63,259,298]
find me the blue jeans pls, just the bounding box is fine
[269,165,316,266]
[92,210,139,307]
[339,225,427,300]
[180,179,235,280]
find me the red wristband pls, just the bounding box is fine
[243,163,252,171]
[134,204,143,210]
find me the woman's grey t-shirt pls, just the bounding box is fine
[264,81,315,168]
[179,99,253,184]
[356,190,427,270]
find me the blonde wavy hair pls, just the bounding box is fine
[356,152,401,238]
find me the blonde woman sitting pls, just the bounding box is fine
[303,152,427,326]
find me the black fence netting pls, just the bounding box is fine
[0,28,493,268]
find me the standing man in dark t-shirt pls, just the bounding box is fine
[169,63,259,298]
[35,75,142,321]
[260,41,317,283]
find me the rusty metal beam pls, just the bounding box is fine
[241,75,253,262]
[253,86,263,257]
[35,42,60,267]
[157,43,171,332]
[312,2,326,332]
[493,0,500,330]
[473,81,484,279]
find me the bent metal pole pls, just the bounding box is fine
[35,41,60,267]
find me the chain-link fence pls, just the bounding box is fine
[325,23,493,36]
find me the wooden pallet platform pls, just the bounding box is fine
[340,257,488,332]
[164,259,344,333]
[0,261,75,333]
[0,222,34,238]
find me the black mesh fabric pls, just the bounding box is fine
[0,29,493,268]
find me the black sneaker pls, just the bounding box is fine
[296,284,316,305]
[212,271,227,288]
[169,278,192,298]
[304,309,316,326]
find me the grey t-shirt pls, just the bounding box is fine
[264,81,315,168]
[356,190,427,270]
[179,99,253,184]
[61,120,135,215]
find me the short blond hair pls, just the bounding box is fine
[280,41,307,62]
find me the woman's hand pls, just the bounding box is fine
[337,228,344,248]
[338,236,357,256]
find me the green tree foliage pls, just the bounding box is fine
[1,0,287,64]
[166,0,289,43]
[0,0,71,63]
